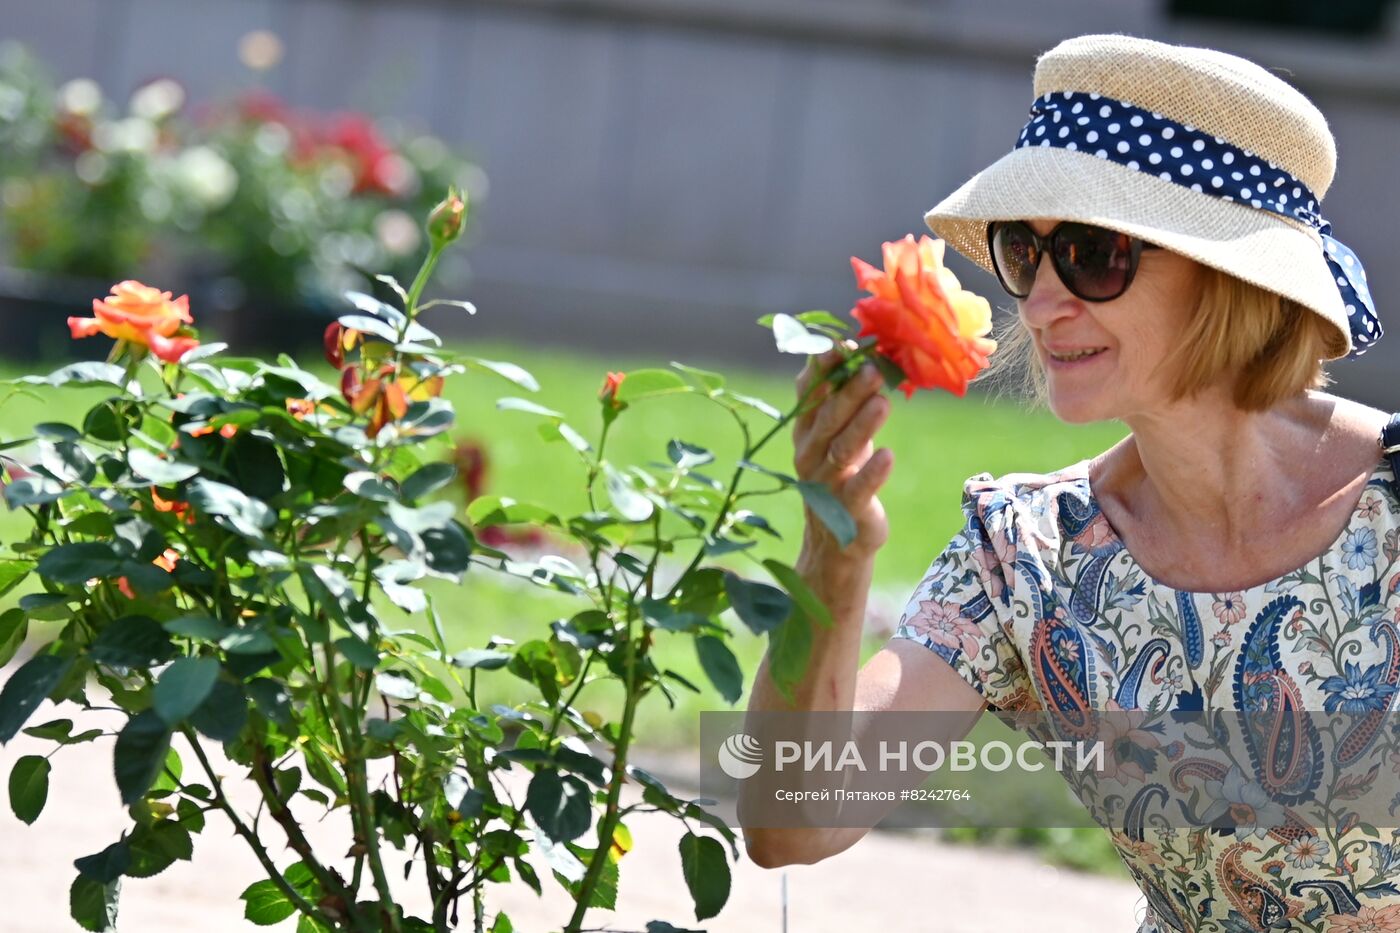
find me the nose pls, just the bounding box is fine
[1016,253,1083,331]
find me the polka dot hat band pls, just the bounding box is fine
[1017,90,1381,358]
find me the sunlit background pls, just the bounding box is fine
[3,0,1400,928]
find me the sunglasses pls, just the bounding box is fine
[987,221,1160,303]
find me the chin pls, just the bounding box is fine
[1046,391,1118,425]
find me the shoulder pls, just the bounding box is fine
[956,462,1093,547]
[961,462,1093,515]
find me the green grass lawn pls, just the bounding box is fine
[0,339,1129,874]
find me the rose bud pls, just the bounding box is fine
[426,187,468,248]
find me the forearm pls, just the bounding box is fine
[746,543,874,713]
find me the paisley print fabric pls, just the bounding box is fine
[894,457,1400,932]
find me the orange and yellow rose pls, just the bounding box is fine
[850,235,995,398]
[345,365,445,438]
[68,281,200,363]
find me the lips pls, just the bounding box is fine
[1046,346,1109,362]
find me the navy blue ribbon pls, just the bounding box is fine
[1016,91,1380,358]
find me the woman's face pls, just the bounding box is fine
[1015,220,1204,424]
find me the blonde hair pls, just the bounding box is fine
[984,265,1331,410]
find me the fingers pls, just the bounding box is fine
[795,347,846,396]
[825,393,890,471]
[793,348,845,431]
[793,364,885,475]
[842,447,894,505]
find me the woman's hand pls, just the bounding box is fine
[792,347,895,564]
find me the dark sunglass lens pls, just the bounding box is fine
[1053,224,1134,299]
[990,222,1040,297]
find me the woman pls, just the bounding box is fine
[742,34,1399,933]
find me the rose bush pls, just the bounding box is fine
[0,202,991,932]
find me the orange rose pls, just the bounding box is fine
[188,423,238,439]
[348,365,444,437]
[68,281,200,363]
[117,547,181,599]
[599,371,625,404]
[150,488,195,525]
[849,235,995,398]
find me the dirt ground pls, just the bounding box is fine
[0,698,1145,932]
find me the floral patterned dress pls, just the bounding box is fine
[893,456,1400,933]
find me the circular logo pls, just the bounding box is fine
[717,732,763,780]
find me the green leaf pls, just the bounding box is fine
[376,671,420,701]
[0,559,30,600]
[298,916,335,933]
[723,573,792,635]
[796,481,857,549]
[401,461,458,500]
[526,770,592,843]
[90,616,177,668]
[496,397,562,419]
[247,679,293,727]
[538,421,593,453]
[34,421,81,440]
[467,496,559,527]
[163,615,230,642]
[695,636,743,704]
[75,840,131,884]
[344,471,398,502]
[646,922,706,933]
[70,875,120,932]
[8,754,50,824]
[452,648,511,670]
[666,440,714,470]
[114,711,172,805]
[0,653,71,743]
[423,521,473,575]
[770,313,834,355]
[3,475,66,507]
[670,362,725,393]
[127,448,199,484]
[768,611,814,701]
[0,608,27,669]
[18,592,74,621]
[36,542,122,584]
[613,368,689,402]
[763,559,834,628]
[153,658,220,725]
[723,391,781,420]
[345,289,408,324]
[241,877,297,925]
[872,351,908,392]
[29,361,127,388]
[125,821,193,878]
[679,832,730,921]
[466,358,540,392]
[640,599,707,633]
[186,478,274,538]
[190,681,248,743]
[220,629,277,654]
[605,465,653,522]
[335,635,380,671]
[794,310,852,331]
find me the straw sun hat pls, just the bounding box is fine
[924,33,1379,360]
